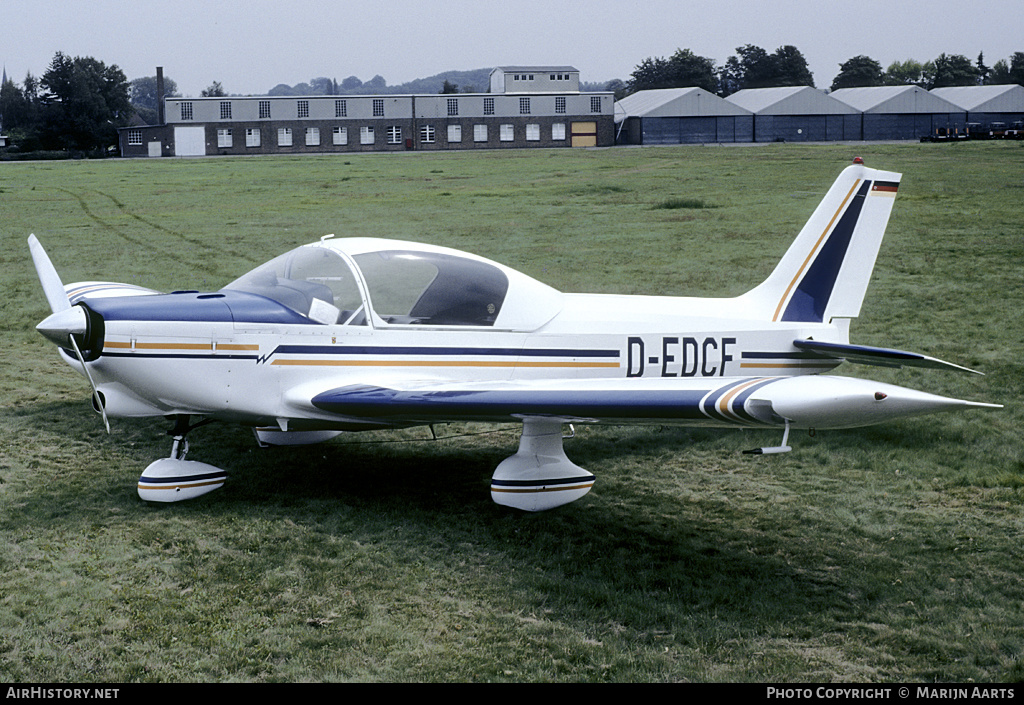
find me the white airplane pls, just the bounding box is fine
[30,160,999,511]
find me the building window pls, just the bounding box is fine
[220,101,232,120]
[500,124,514,142]
[127,130,143,145]
[335,99,347,117]
[180,102,193,121]
[447,124,462,143]
[246,128,261,147]
[420,124,435,143]
[259,100,271,119]
[277,127,292,147]
[555,96,566,114]
[360,126,375,144]
[333,126,348,145]
[519,97,531,115]
[297,100,309,118]
[217,128,233,148]
[447,98,459,116]
[591,96,602,113]
[552,123,566,141]
[526,124,540,141]
[386,126,402,144]
[373,99,384,117]
[473,124,487,142]
[306,127,320,146]
[483,97,494,116]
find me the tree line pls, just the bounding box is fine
[621,45,1024,98]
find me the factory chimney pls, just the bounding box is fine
[156,67,165,125]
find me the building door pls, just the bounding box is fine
[570,122,598,147]
[173,127,206,156]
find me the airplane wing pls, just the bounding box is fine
[295,375,998,431]
[793,339,982,374]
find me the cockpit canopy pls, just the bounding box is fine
[222,238,563,331]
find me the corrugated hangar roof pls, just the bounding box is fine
[614,88,751,123]
[726,86,858,115]
[929,84,1024,112]
[831,85,963,113]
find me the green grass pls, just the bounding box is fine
[1,143,1022,682]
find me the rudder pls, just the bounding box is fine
[740,163,902,324]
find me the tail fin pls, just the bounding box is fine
[742,163,901,323]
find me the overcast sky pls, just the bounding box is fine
[4,0,1022,96]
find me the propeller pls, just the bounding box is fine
[28,234,110,433]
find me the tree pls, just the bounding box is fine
[0,72,45,149]
[130,74,178,125]
[976,52,990,85]
[39,52,132,153]
[772,45,815,87]
[626,56,672,93]
[930,53,978,88]
[717,56,743,96]
[989,53,1024,84]
[719,44,814,93]
[440,79,459,94]
[363,75,387,90]
[200,81,226,97]
[730,44,775,89]
[831,55,885,90]
[309,77,336,95]
[884,59,929,87]
[665,49,718,93]
[604,78,628,101]
[1,73,31,133]
[340,75,363,91]
[626,48,717,95]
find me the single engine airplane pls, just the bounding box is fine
[30,161,1000,510]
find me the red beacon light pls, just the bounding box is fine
[853,157,865,164]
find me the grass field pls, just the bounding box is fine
[1,143,1022,682]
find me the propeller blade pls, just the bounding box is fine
[28,234,71,314]
[68,333,110,435]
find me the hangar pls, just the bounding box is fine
[929,84,1024,130]
[725,87,860,142]
[830,85,966,141]
[613,87,753,145]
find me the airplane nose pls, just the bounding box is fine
[36,305,88,347]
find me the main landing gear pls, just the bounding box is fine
[136,415,595,511]
[137,415,227,502]
[490,418,595,512]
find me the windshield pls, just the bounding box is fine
[223,246,366,325]
[353,250,508,326]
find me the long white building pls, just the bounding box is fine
[120,67,615,157]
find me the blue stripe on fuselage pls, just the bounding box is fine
[268,345,620,359]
